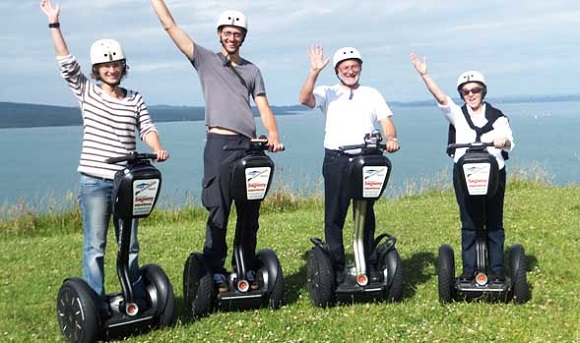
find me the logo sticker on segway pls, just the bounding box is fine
[132,179,160,216]
[362,166,389,198]
[462,163,491,196]
[245,167,271,200]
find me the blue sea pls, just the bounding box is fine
[1,101,578,212]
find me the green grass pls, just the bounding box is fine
[1,177,579,342]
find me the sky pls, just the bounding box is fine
[2,0,580,107]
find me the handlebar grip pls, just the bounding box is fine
[339,144,364,151]
[447,142,494,149]
[105,155,130,164]
[105,153,158,164]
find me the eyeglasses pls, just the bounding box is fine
[97,61,125,70]
[221,31,243,39]
[461,87,483,96]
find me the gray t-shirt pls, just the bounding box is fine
[191,44,266,138]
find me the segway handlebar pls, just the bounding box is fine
[447,142,494,150]
[105,152,158,164]
[223,136,285,152]
[339,130,386,152]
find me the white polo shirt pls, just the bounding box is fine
[313,83,393,150]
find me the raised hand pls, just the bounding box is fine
[308,45,330,73]
[410,52,427,76]
[40,0,60,22]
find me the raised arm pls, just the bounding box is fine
[151,0,195,60]
[40,0,69,57]
[299,45,330,108]
[410,53,448,106]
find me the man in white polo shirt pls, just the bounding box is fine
[299,45,400,285]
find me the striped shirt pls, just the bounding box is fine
[57,55,157,180]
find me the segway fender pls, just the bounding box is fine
[256,248,285,309]
[256,249,281,292]
[309,237,330,253]
[141,264,175,328]
[372,233,397,260]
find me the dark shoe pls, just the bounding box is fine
[246,270,260,291]
[369,266,383,283]
[98,302,111,318]
[459,270,475,283]
[214,273,229,293]
[135,297,150,313]
[491,271,506,284]
[335,269,345,285]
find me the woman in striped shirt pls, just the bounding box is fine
[41,0,169,315]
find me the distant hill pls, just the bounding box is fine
[1,94,579,128]
[0,102,306,129]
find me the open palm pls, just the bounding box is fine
[308,45,330,72]
[40,0,60,21]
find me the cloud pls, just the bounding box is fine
[3,0,580,106]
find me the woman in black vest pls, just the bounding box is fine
[410,53,515,284]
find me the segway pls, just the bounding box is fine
[437,142,530,304]
[307,131,403,307]
[56,152,176,343]
[183,138,284,319]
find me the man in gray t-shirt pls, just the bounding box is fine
[152,1,284,293]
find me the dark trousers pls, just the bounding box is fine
[201,133,261,274]
[323,149,376,272]
[453,165,506,274]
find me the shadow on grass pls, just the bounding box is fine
[284,249,439,304]
[525,253,538,301]
[401,251,437,300]
[282,250,309,305]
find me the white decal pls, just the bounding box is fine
[362,166,388,198]
[245,167,271,200]
[462,163,491,196]
[132,179,159,216]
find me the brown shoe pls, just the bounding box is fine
[246,271,260,291]
[214,273,229,293]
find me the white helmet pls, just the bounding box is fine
[456,70,486,89]
[332,47,362,69]
[90,39,126,65]
[216,10,248,32]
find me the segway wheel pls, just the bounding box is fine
[56,278,99,343]
[383,248,403,302]
[183,253,214,319]
[257,248,284,309]
[437,244,455,304]
[509,244,530,304]
[141,264,176,328]
[306,247,335,308]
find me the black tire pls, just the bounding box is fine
[183,253,214,319]
[306,246,335,308]
[383,248,403,302]
[256,248,284,309]
[509,244,530,304]
[437,244,455,304]
[141,264,176,328]
[56,278,99,343]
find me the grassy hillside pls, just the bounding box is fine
[0,180,578,342]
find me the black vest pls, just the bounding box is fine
[446,103,509,160]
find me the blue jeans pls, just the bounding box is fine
[79,174,145,301]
